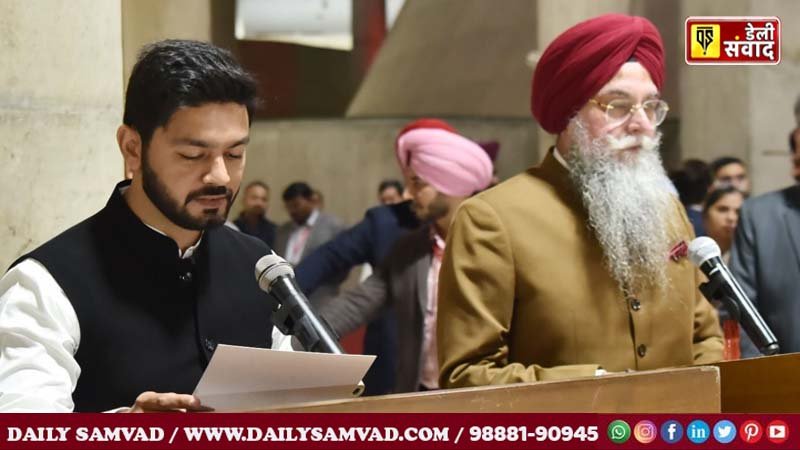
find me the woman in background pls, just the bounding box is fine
[702,186,746,262]
[702,186,746,359]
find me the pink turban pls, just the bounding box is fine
[396,124,493,197]
[531,14,665,134]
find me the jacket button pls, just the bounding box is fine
[204,338,216,353]
[637,344,647,357]
[630,298,641,311]
[179,272,193,283]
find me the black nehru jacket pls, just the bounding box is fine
[12,180,276,411]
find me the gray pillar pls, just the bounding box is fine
[0,0,124,268]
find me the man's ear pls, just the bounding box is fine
[117,125,143,175]
[555,127,573,159]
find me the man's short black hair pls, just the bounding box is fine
[709,156,746,176]
[790,129,798,154]
[123,39,259,149]
[245,180,269,192]
[670,159,711,206]
[378,179,403,194]
[282,182,314,201]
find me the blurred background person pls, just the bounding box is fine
[710,156,750,194]
[729,128,800,359]
[377,179,404,205]
[275,181,344,305]
[702,186,746,262]
[233,180,276,247]
[670,159,712,236]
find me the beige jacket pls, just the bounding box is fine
[437,150,723,388]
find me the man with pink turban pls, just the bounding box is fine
[438,14,723,389]
[317,119,492,393]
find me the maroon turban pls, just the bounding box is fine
[531,14,665,134]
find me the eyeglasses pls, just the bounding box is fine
[588,98,670,127]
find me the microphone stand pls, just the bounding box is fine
[267,278,344,355]
[698,277,779,356]
[257,254,365,396]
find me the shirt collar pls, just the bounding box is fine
[305,209,320,227]
[552,146,570,169]
[429,225,446,251]
[142,223,203,259]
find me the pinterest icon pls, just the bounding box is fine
[633,420,657,444]
[739,420,763,444]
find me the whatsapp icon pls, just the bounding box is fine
[608,420,632,444]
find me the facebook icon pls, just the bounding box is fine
[661,421,683,444]
[687,420,710,444]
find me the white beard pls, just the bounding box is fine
[566,118,673,294]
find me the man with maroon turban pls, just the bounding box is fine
[318,119,493,393]
[437,14,723,388]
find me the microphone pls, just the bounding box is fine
[688,237,779,356]
[255,253,344,355]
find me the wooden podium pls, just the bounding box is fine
[715,353,800,412]
[253,366,720,413]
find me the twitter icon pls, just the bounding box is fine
[713,420,736,444]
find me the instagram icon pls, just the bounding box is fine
[634,420,658,444]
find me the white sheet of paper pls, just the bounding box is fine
[193,344,375,412]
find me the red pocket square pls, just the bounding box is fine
[669,240,688,262]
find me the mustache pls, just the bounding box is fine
[605,133,661,152]
[185,185,233,205]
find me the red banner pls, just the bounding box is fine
[0,413,798,449]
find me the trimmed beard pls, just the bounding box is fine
[566,117,673,295]
[141,151,235,231]
[412,192,451,223]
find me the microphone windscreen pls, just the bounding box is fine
[688,236,722,268]
[254,252,295,291]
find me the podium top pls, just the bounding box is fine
[246,366,720,413]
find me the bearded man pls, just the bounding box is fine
[318,118,493,393]
[0,40,292,412]
[437,14,723,388]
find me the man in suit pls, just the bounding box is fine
[295,199,418,395]
[437,14,723,389]
[318,119,493,393]
[729,139,800,357]
[275,181,344,305]
[233,180,277,246]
